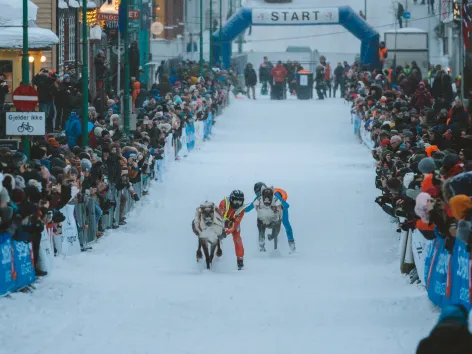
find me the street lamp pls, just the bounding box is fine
[28,56,34,63]
[40,55,46,63]
[199,0,203,75]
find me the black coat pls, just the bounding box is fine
[32,74,57,103]
[244,67,257,86]
[0,80,9,104]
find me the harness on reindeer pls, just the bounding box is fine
[194,201,225,244]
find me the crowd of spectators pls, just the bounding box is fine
[0,60,235,279]
[345,60,472,352]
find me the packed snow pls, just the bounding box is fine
[0,96,439,354]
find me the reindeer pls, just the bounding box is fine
[255,187,283,252]
[192,202,225,269]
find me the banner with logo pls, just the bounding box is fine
[186,122,196,151]
[424,232,472,311]
[0,232,14,296]
[12,240,36,291]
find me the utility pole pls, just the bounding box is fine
[22,0,30,158]
[123,0,130,135]
[219,0,223,65]
[238,0,243,54]
[199,0,203,75]
[82,0,89,146]
[209,0,213,66]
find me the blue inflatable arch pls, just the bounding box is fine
[212,6,380,69]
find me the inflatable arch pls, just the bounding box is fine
[212,6,380,69]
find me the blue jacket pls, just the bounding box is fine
[65,113,82,147]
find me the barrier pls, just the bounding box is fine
[0,110,223,296]
[358,121,472,309]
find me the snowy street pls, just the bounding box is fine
[0,97,437,354]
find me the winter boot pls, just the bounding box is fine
[288,240,296,252]
[237,259,244,270]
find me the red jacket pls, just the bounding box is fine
[271,65,287,83]
[219,198,244,235]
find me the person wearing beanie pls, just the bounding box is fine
[416,304,472,354]
[418,157,436,174]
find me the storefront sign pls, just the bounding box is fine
[252,8,339,25]
[98,12,118,21]
[129,10,140,20]
[6,112,45,136]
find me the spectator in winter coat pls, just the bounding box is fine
[65,111,82,148]
[333,63,345,98]
[411,82,433,111]
[244,63,257,100]
[271,61,288,100]
[33,69,58,132]
[55,75,73,130]
[449,99,469,137]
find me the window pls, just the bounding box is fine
[0,60,13,102]
[68,9,76,65]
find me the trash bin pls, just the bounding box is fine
[296,71,313,100]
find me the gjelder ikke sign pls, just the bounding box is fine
[252,8,339,25]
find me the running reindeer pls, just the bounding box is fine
[255,186,283,252]
[192,201,225,269]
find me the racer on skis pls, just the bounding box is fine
[245,182,296,252]
[219,190,246,270]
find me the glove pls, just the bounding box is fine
[131,193,140,202]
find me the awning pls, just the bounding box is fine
[58,0,68,9]
[68,0,80,8]
[0,27,59,49]
[99,0,118,15]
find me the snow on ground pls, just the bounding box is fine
[0,95,438,354]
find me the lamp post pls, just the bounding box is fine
[123,0,130,135]
[199,0,203,75]
[209,0,213,66]
[22,0,30,158]
[219,0,222,65]
[82,0,89,146]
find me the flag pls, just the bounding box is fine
[463,0,471,51]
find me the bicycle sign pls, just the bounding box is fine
[6,112,45,136]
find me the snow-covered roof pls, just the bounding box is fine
[0,0,59,49]
[58,0,68,9]
[0,27,59,50]
[99,0,118,15]
[78,0,97,9]
[69,0,80,8]
[384,27,427,34]
[0,0,38,27]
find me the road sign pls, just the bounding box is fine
[403,12,411,19]
[12,85,39,112]
[6,112,46,136]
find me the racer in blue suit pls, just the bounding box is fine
[245,182,296,251]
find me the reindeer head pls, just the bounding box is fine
[261,187,274,207]
[200,202,215,226]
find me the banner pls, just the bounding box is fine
[0,232,14,296]
[186,122,196,151]
[252,8,339,25]
[37,227,54,274]
[12,240,35,291]
[56,204,81,256]
[424,230,472,311]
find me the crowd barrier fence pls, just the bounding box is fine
[358,117,472,311]
[0,113,217,296]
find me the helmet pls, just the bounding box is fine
[229,190,244,209]
[254,182,266,196]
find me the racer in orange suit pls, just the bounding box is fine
[219,190,245,270]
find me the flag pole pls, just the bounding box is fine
[460,0,466,101]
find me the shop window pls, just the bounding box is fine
[59,11,65,73]
[0,60,13,102]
